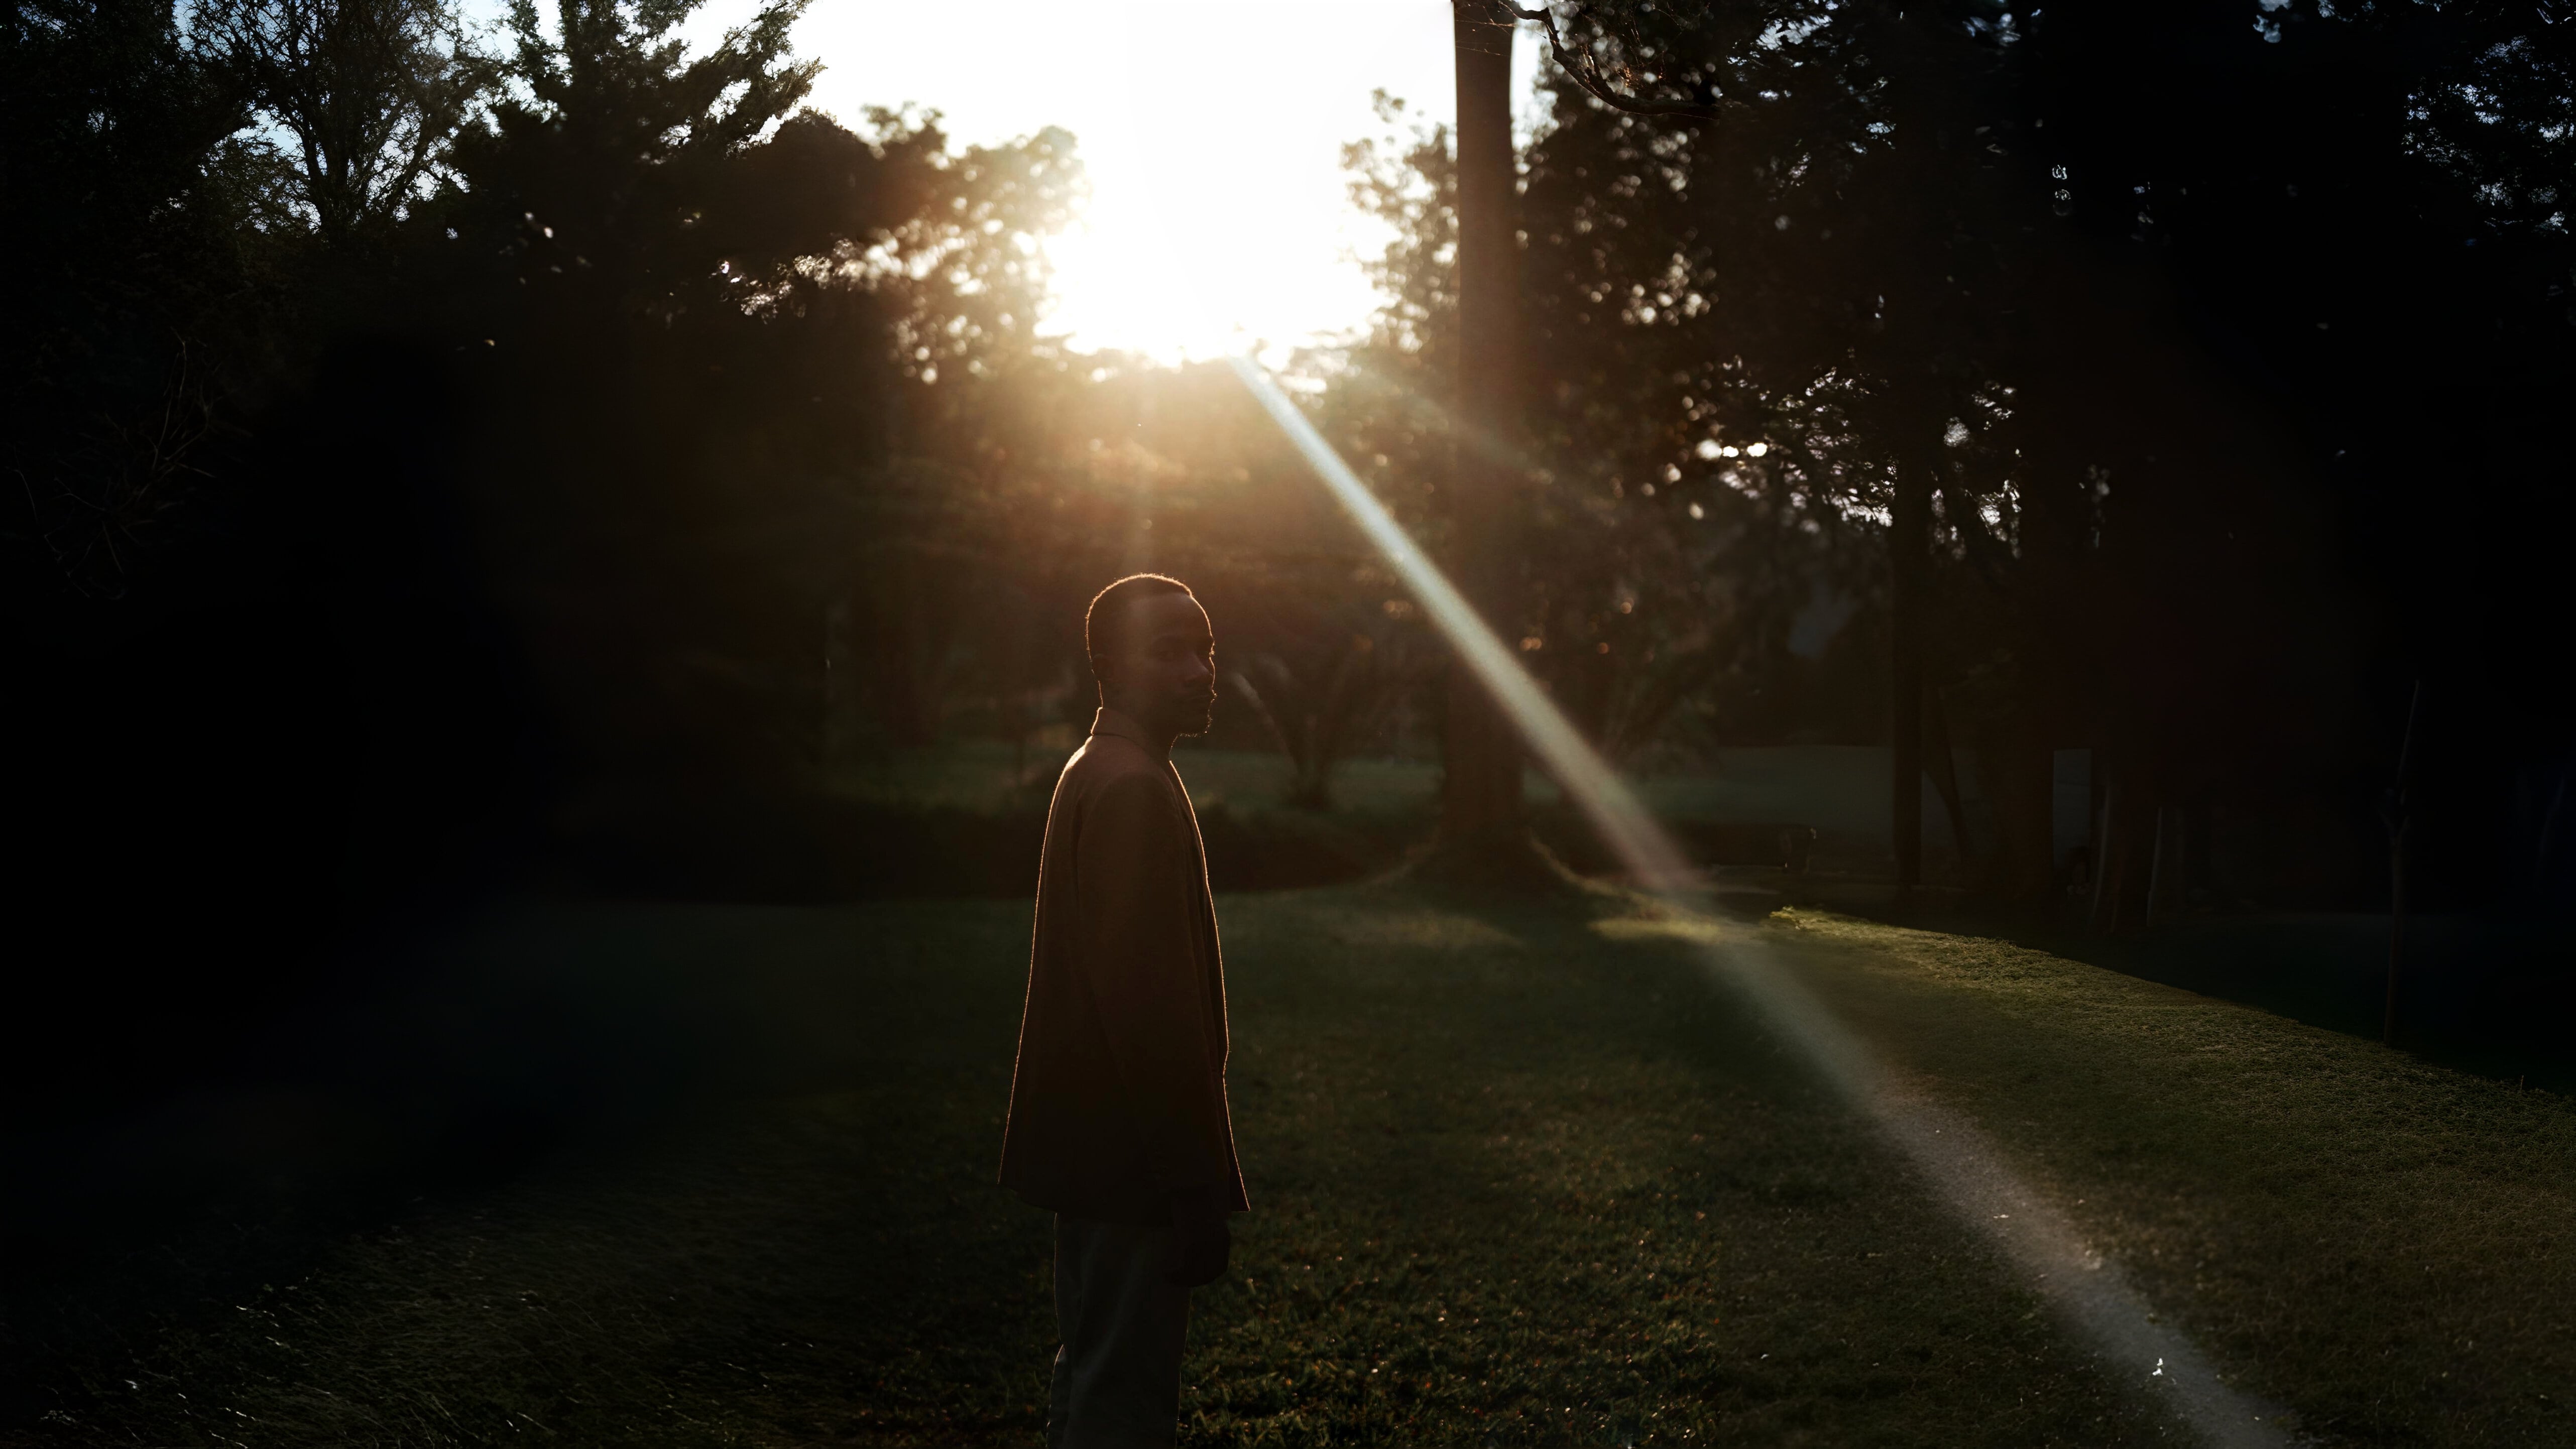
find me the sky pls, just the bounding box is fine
[733,1,1545,361]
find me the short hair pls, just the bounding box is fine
[1085,573,1196,672]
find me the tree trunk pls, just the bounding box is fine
[1924,680,1973,879]
[1440,1,1525,847]
[1980,716,2058,902]
[2088,778,2119,932]
[1890,453,1931,890]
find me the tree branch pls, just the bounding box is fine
[1488,1,1728,126]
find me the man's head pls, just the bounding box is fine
[1086,574,1215,741]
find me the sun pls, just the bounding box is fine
[1037,126,1391,366]
[786,1,1527,364]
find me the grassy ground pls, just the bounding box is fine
[1765,907,2576,1445]
[11,885,2572,1446]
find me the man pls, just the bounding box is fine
[999,573,1247,1448]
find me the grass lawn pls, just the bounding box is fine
[13,884,2571,1446]
[1764,907,2576,1446]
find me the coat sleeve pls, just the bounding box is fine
[1074,770,1232,1195]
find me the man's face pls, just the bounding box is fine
[1102,593,1216,738]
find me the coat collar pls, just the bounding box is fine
[1089,707,1168,760]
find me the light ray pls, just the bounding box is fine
[1230,353,2292,1448]
[1228,356,1687,889]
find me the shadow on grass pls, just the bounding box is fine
[4,898,1055,1445]
[13,884,2173,1447]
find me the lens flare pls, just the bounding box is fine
[1230,354,2289,1448]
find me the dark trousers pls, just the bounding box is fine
[1047,1215,1191,1448]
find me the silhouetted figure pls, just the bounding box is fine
[1000,574,1246,1448]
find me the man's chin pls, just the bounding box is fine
[1179,703,1216,738]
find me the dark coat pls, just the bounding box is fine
[998,708,1248,1225]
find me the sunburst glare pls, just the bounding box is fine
[791,0,1539,361]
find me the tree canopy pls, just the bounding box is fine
[6,0,2569,1055]
[1324,0,2573,903]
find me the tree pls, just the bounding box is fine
[9,0,338,610]
[1338,58,1874,776]
[1448,0,2572,914]
[1440,1,1531,851]
[190,0,487,241]
[410,0,1094,793]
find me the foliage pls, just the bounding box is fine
[1511,0,2360,899]
[1346,0,2574,902]
[189,0,491,240]
[1335,94,1838,771]
[3,0,284,606]
[10,0,2573,950]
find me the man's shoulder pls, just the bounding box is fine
[1060,736,1174,812]
[1066,732,1166,784]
